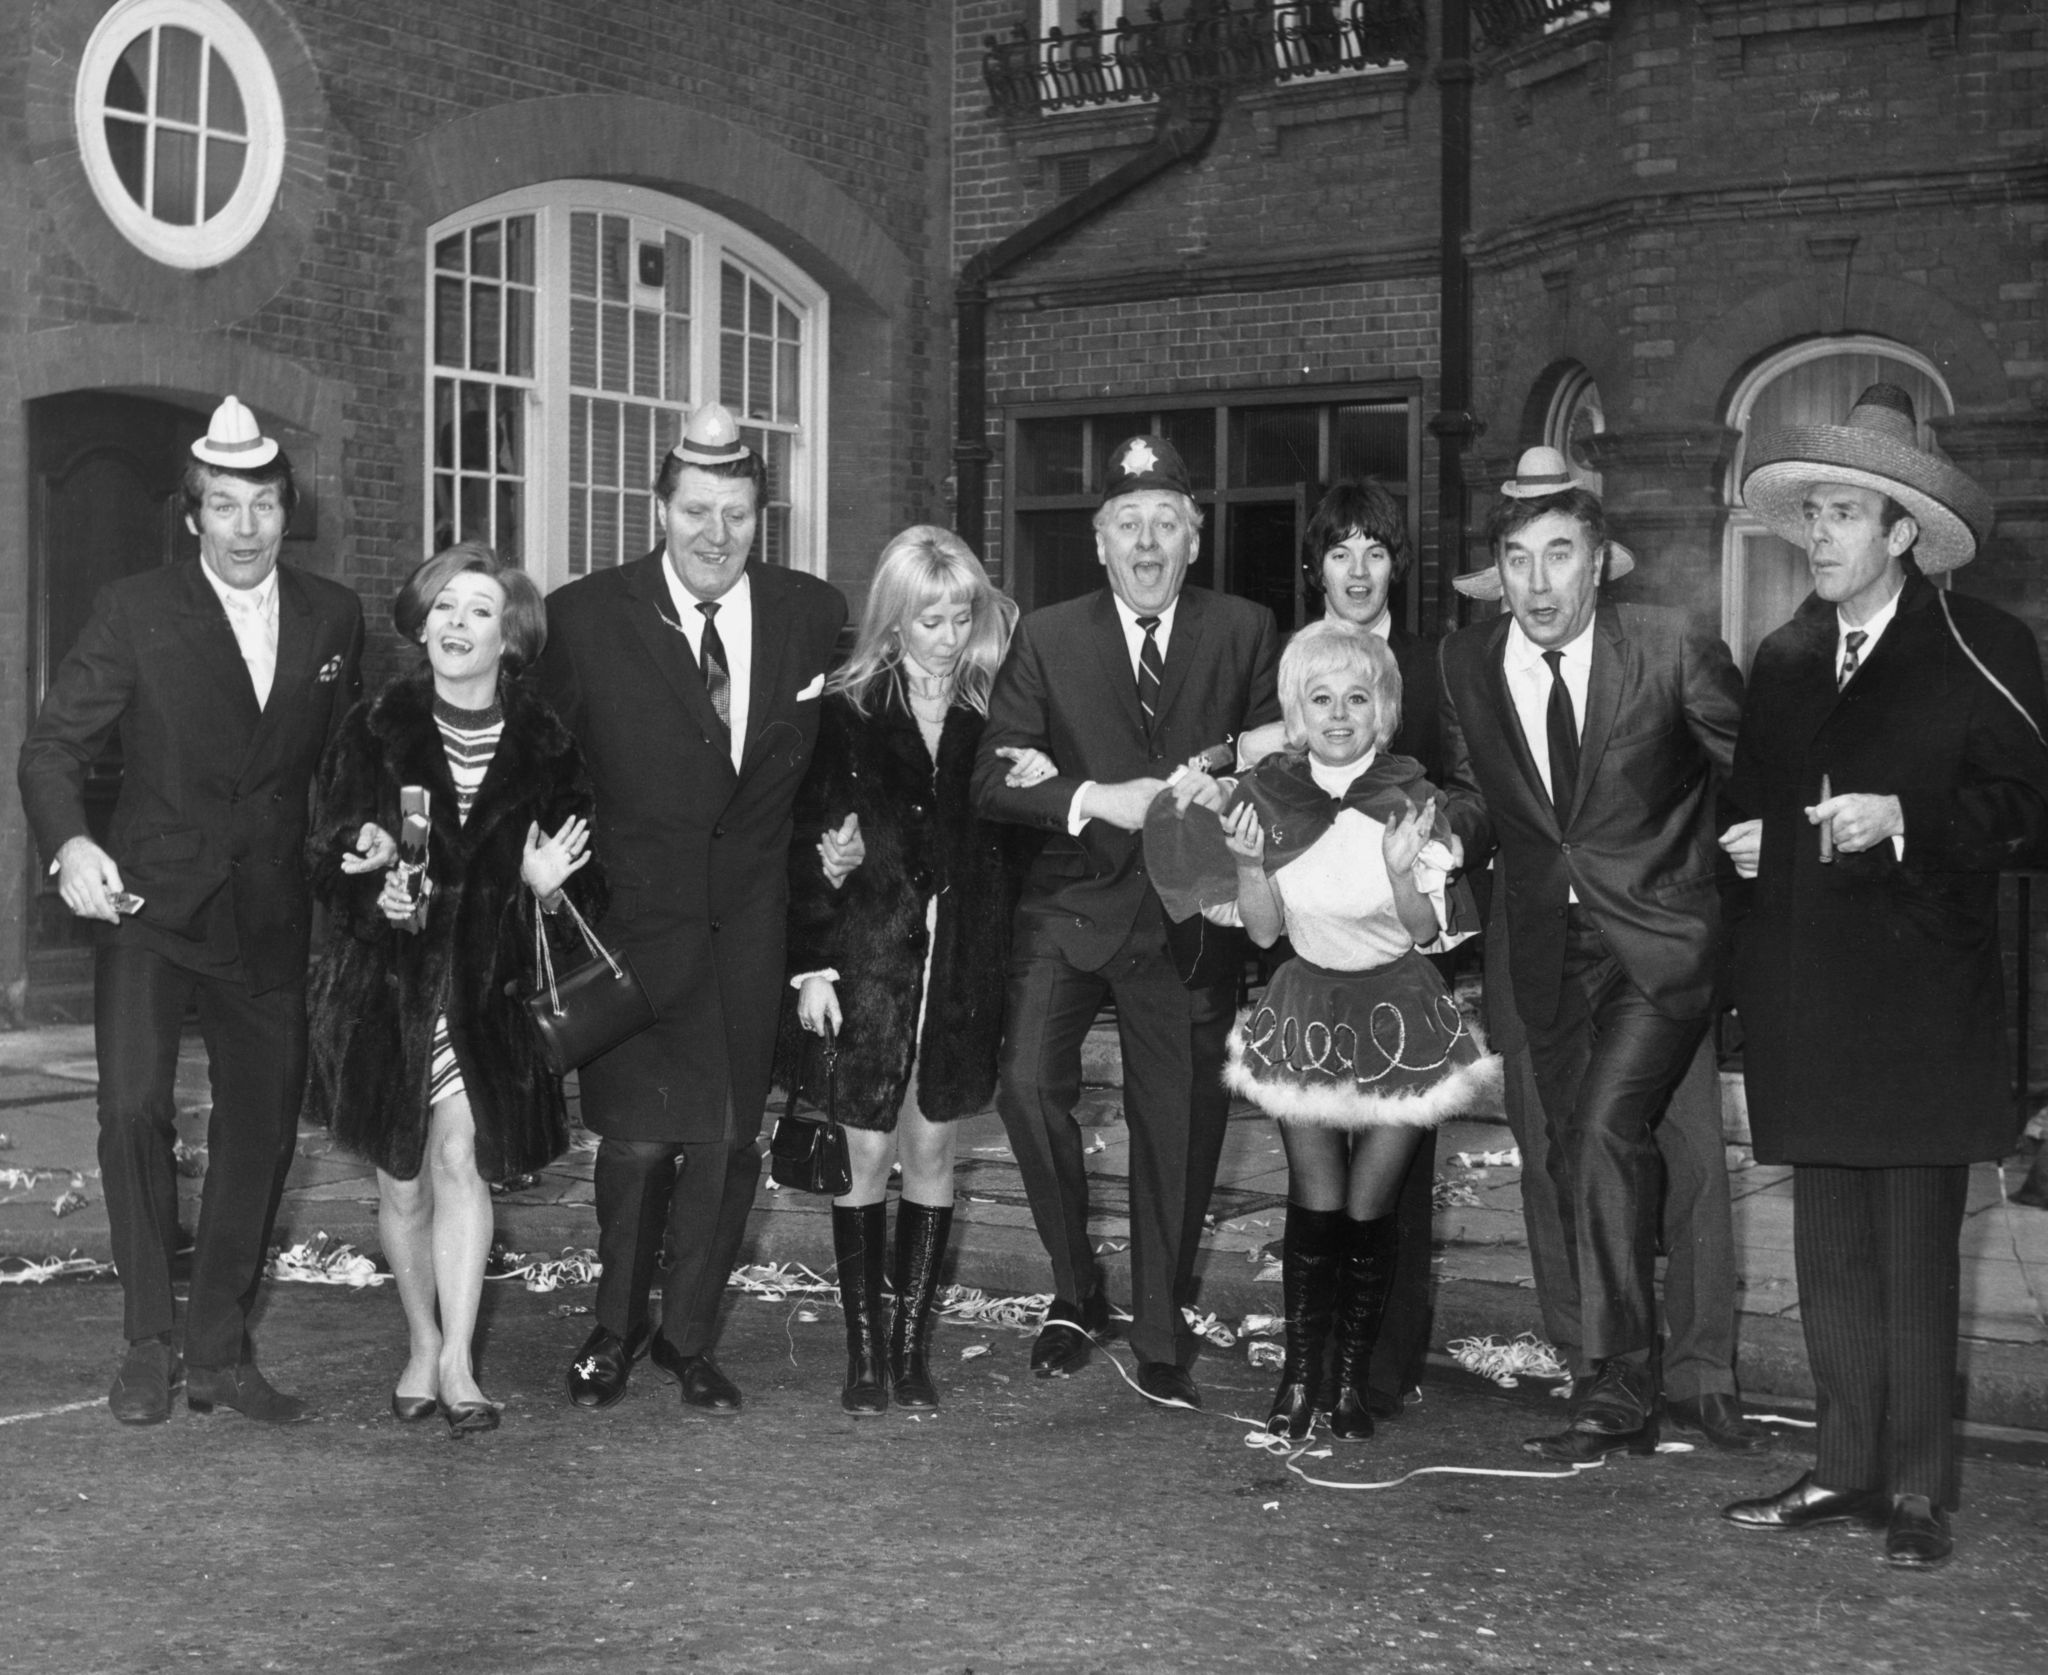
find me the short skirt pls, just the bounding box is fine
[427,1013,465,1107]
[1224,950,1499,1129]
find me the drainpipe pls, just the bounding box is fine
[1427,0,1478,628]
[955,102,1223,576]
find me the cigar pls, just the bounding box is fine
[1818,773,1833,864]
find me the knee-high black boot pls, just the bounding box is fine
[1266,1203,1346,1440]
[1328,1212,1400,1442]
[832,1203,889,1415]
[889,1199,953,1410]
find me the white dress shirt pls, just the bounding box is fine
[1503,613,1594,902]
[200,560,280,710]
[1068,595,1182,835]
[662,558,753,770]
[1837,583,1903,685]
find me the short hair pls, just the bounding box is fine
[1091,488,1205,538]
[1303,480,1411,587]
[393,541,547,673]
[652,446,769,510]
[830,525,1018,718]
[180,454,298,523]
[1483,486,1606,560]
[1278,618,1402,754]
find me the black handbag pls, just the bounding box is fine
[769,1021,852,1196]
[519,893,656,1076]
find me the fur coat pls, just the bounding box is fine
[773,688,1022,1129]
[305,671,603,1182]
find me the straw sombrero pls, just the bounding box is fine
[1452,446,1636,601]
[1740,383,1991,574]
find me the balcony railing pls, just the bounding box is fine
[1470,0,1611,51]
[981,1,1427,119]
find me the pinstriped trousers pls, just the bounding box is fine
[1793,1163,1970,1508]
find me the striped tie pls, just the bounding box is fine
[1136,615,1163,735]
[1838,629,1867,692]
[698,602,731,732]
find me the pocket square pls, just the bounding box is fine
[315,655,345,684]
[795,673,826,702]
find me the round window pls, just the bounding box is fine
[73,0,285,269]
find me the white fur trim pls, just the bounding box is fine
[1223,1036,1502,1130]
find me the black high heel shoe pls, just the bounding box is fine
[390,1392,441,1423]
[443,1399,501,1436]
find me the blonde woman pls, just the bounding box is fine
[776,526,1037,1414]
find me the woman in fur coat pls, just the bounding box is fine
[775,526,1038,1416]
[307,542,600,1435]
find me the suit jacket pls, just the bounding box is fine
[1387,623,1444,779]
[18,560,365,994]
[1439,602,1742,1028]
[1727,575,2048,1166]
[535,551,846,1144]
[972,585,1281,981]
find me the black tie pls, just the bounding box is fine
[697,602,731,733]
[1838,629,1867,692]
[1543,649,1579,822]
[1136,615,1163,735]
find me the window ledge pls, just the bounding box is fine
[1698,0,1960,74]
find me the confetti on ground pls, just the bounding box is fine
[1183,1307,1236,1348]
[0,1254,116,1285]
[1246,1341,1284,1370]
[1432,1177,1481,1210]
[0,1165,68,1193]
[727,1261,836,1301]
[1084,1136,1107,1155]
[172,1140,207,1178]
[52,1185,90,1217]
[267,1233,387,1287]
[970,1145,1013,1158]
[551,1302,592,1317]
[0,1133,12,1150]
[490,1247,601,1291]
[960,1343,991,1360]
[1238,1312,1281,1337]
[1451,1147,1520,1169]
[1445,1331,1571,1388]
[936,1286,1049,1330]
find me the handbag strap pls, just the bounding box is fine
[782,1019,838,1121]
[530,894,563,1016]
[1938,590,2046,750]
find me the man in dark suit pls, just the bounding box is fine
[1438,453,1748,1460]
[1719,386,2048,1566]
[19,397,364,1425]
[537,404,847,1416]
[973,435,1280,1410]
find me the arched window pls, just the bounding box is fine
[1722,337,1951,670]
[73,0,286,270]
[426,183,829,589]
[1543,364,1605,501]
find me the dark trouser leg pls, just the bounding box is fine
[1111,944,1233,1368]
[593,1139,682,1339]
[657,1121,765,1358]
[94,947,194,1347]
[995,949,1112,1307]
[1879,1166,1968,1507]
[1655,1032,1739,1402]
[1366,1125,1437,1404]
[1796,1164,1886,1495]
[183,972,307,1371]
[1526,914,1706,1370]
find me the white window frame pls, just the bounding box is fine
[1720,335,1951,667]
[425,181,830,593]
[73,0,286,270]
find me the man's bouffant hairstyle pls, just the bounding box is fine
[1303,480,1411,586]
[652,445,770,509]
[180,453,299,523]
[393,541,548,673]
[1483,486,1606,558]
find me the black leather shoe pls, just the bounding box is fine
[565,1323,651,1410]
[443,1400,502,1438]
[390,1392,440,1423]
[1030,1292,1110,1379]
[1721,1471,1887,1531]
[109,1341,182,1426]
[1135,1360,1201,1410]
[186,1362,308,1423]
[1523,1358,1655,1462]
[1884,1495,1953,1567]
[1665,1393,1770,1453]
[649,1338,743,1414]
[1364,1386,1410,1422]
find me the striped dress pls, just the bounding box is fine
[427,696,505,1106]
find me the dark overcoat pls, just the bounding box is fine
[304,672,601,1183]
[535,553,847,1144]
[772,690,1022,1127]
[1727,575,2048,1167]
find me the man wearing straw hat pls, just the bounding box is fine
[20,396,364,1425]
[1718,384,2048,1565]
[1439,447,1749,1462]
[537,403,848,1416]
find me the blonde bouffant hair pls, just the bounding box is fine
[1277,618,1402,753]
[829,525,1018,718]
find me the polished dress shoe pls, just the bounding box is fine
[1364,1386,1411,1422]
[1135,1360,1201,1410]
[1664,1393,1770,1453]
[443,1400,502,1437]
[1524,1357,1655,1462]
[1030,1292,1111,1379]
[389,1392,440,1423]
[1721,1471,1887,1531]
[649,1337,743,1414]
[1884,1495,1953,1567]
[186,1362,307,1423]
[565,1322,652,1410]
[109,1341,182,1426]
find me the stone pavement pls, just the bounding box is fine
[5,1019,2047,1429]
